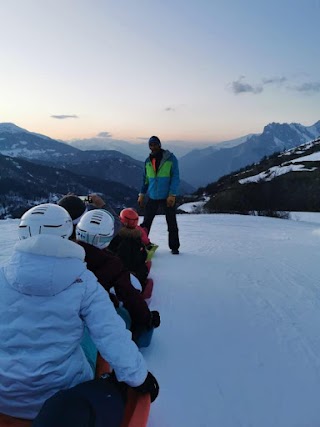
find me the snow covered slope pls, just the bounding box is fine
[1,214,320,426]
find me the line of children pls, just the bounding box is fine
[74,209,160,347]
[57,195,161,334]
[0,204,158,426]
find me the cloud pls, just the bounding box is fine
[292,82,320,93]
[230,75,320,96]
[50,115,79,119]
[96,131,112,138]
[231,77,263,95]
[164,107,175,112]
[262,76,287,85]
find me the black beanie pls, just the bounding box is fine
[58,195,86,221]
[148,136,161,147]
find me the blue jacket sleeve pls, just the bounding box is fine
[169,155,180,195]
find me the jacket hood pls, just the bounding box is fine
[162,149,172,159]
[158,149,172,166]
[3,235,87,296]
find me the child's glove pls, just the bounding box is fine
[166,195,176,207]
[133,371,159,402]
[138,194,145,207]
[103,370,159,402]
[149,310,160,328]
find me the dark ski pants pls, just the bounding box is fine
[32,378,125,427]
[141,198,180,251]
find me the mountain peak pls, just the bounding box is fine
[263,122,292,131]
[0,123,29,134]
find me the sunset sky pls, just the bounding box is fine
[1,0,319,144]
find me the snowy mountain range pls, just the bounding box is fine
[65,134,254,161]
[65,137,150,161]
[1,120,320,216]
[0,123,194,195]
[0,151,138,219]
[0,123,196,217]
[0,123,78,160]
[195,135,320,214]
[179,120,320,187]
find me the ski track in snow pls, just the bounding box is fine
[2,214,320,426]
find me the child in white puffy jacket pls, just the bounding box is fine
[0,204,158,426]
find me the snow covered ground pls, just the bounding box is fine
[1,213,320,426]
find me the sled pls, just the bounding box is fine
[96,354,151,427]
[141,278,154,300]
[0,394,150,427]
[145,260,152,273]
[0,415,31,427]
[146,243,158,261]
[0,357,151,427]
[121,389,150,427]
[135,327,154,349]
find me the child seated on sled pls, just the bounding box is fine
[108,208,151,288]
[121,209,158,253]
[0,204,158,426]
[75,209,160,347]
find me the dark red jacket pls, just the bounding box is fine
[108,227,149,286]
[77,241,151,328]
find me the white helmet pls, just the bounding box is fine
[18,203,73,240]
[76,209,115,249]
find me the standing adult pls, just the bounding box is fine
[138,136,180,254]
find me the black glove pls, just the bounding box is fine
[133,371,159,402]
[149,310,160,329]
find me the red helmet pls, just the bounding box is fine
[120,208,139,229]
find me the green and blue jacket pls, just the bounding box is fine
[140,150,180,200]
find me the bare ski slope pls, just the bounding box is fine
[1,214,320,426]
